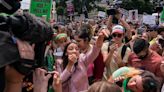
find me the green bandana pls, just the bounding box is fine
[123,78,132,92]
[55,33,67,40]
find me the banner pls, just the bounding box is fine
[143,15,156,25]
[30,0,52,21]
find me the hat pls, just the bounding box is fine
[133,38,149,54]
[112,25,124,34]
[54,33,67,41]
[0,31,20,68]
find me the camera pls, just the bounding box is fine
[0,13,54,70]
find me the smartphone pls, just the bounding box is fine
[112,16,118,24]
[107,8,117,16]
[137,28,144,35]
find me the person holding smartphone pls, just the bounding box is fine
[102,25,131,80]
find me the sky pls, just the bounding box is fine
[20,0,31,9]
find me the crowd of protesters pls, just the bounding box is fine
[0,0,164,92]
[20,12,164,92]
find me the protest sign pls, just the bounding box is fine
[129,10,138,22]
[98,11,106,18]
[143,15,156,25]
[30,0,52,21]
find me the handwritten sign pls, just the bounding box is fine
[30,0,52,21]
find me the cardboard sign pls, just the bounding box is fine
[30,0,52,21]
[98,11,106,18]
[143,15,156,25]
[129,10,138,22]
[66,1,74,16]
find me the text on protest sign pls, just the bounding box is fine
[30,0,52,21]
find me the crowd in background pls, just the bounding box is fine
[0,1,164,92]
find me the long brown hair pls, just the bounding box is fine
[62,41,78,70]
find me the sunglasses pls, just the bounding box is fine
[112,33,122,38]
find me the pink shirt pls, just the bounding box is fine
[61,46,100,92]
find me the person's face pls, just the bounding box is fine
[74,36,88,50]
[136,48,149,60]
[56,37,68,48]
[148,31,157,38]
[66,43,80,58]
[142,33,149,41]
[112,32,123,44]
[127,75,143,92]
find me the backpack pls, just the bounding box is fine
[121,45,127,60]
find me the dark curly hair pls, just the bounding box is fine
[140,71,160,92]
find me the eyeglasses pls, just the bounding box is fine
[112,33,122,38]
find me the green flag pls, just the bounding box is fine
[160,7,164,23]
[30,0,52,21]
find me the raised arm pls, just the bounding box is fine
[83,29,107,66]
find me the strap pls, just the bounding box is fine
[121,45,127,60]
[12,59,36,75]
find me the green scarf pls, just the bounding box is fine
[123,78,132,92]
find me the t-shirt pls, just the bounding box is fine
[102,42,131,79]
[128,51,163,78]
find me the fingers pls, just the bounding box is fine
[34,68,52,80]
[16,39,35,60]
[100,29,109,38]
[114,76,125,82]
[53,72,60,84]
[68,54,77,63]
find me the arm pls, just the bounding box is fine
[60,65,73,83]
[104,50,115,67]
[4,82,22,92]
[115,14,132,40]
[33,68,52,92]
[53,71,62,92]
[4,66,24,92]
[83,29,106,66]
[107,16,113,32]
[103,43,117,67]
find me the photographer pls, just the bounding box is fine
[0,0,54,92]
[4,39,35,92]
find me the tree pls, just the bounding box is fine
[121,0,155,14]
[56,0,101,15]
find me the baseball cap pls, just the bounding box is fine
[112,25,124,34]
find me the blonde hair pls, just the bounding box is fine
[123,67,142,78]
